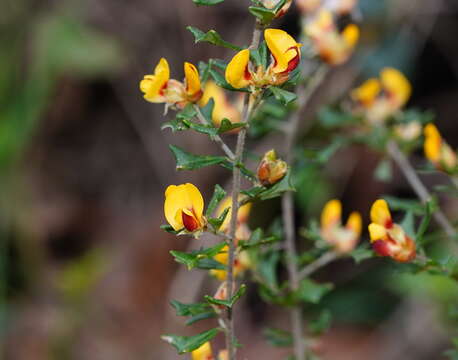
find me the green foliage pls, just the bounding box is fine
[374,158,393,182]
[295,278,333,304]
[170,300,217,325]
[170,242,227,270]
[308,309,332,336]
[204,284,247,308]
[248,0,287,24]
[207,207,230,231]
[170,145,229,171]
[350,246,375,264]
[161,328,220,354]
[263,327,293,347]
[242,170,295,201]
[318,106,359,128]
[187,26,242,51]
[192,0,224,5]
[206,184,227,217]
[268,87,297,106]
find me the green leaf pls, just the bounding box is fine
[200,98,215,124]
[263,327,293,347]
[296,278,333,304]
[416,200,432,245]
[318,106,358,128]
[182,118,219,136]
[350,246,374,264]
[238,228,278,250]
[258,171,295,200]
[205,284,247,308]
[170,300,216,325]
[217,118,246,134]
[169,145,229,171]
[187,26,242,51]
[374,159,392,183]
[170,242,227,270]
[206,184,227,218]
[248,6,276,24]
[193,0,224,4]
[207,207,230,231]
[176,103,198,121]
[257,251,280,291]
[161,328,220,354]
[400,211,415,239]
[308,309,332,336]
[160,224,180,234]
[250,41,268,68]
[269,87,297,106]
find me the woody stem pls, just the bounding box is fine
[225,18,263,360]
[387,140,456,239]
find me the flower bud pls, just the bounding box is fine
[257,149,288,186]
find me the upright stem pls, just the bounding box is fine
[225,19,263,360]
[282,65,328,360]
[387,140,456,239]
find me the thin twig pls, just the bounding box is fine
[282,64,329,360]
[298,251,339,280]
[193,105,236,160]
[225,18,263,360]
[387,140,456,239]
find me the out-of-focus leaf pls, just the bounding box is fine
[257,251,280,291]
[217,118,245,134]
[296,278,333,304]
[263,327,293,347]
[416,200,432,245]
[206,184,227,217]
[400,211,415,238]
[187,26,242,51]
[207,207,229,231]
[318,106,358,128]
[374,159,392,183]
[350,246,374,264]
[193,0,224,5]
[170,300,216,325]
[308,309,332,336]
[161,328,220,354]
[204,284,247,308]
[384,196,425,215]
[269,86,297,106]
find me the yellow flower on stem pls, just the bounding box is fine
[264,28,301,75]
[192,342,214,360]
[305,9,359,65]
[320,199,361,253]
[140,57,170,103]
[184,62,203,102]
[380,68,411,109]
[424,123,457,173]
[225,49,252,89]
[368,199,416,262]
[164,183,205,232]
[199,81,242,127]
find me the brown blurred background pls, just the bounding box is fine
[1,0,458,359]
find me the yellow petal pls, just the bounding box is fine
[380,67,411,108]
[192,342,213,360]
[368,223,387,242]
[184,62,202,98]
[351,78,381,107]
[216,196,252,232]
[342,24,359,47]
[346,211,362,236]
[265,28,301,74]
[225,49,251,89]
[199,81,241,126]
[321,199,341,230]
[140,58,170,103]
[370,199,392,227]
[424,123,442,163]
[164,183,204,231]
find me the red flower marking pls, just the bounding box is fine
[244,66,252,81]
[372,240,390,257]
[182,209,200,231]
[384,218,393,229]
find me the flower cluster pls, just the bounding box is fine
[225,29,301,89]
[302,0,359,65]
[140,58,202,109]
[368,199,416,262]
[320,199,361,253]
[351,67,411,125]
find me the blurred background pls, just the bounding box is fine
[1,0,458,359]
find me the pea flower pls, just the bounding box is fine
[305,9,359,65]
[164,183,205,233]
[351,68,411,125]
[216,196,252,239]
[368,199,416,262]
[424,123,457,173]
[261,0,292,17]
[257,149,288,186]
[192,342,213,360]
[320,199,361,253]
[199,80,242,127]
[210,244,250,281]
[140,58,202,108]
[225,29,301,89]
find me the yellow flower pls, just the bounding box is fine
[264,28,301,74]
[140,58,170,103]
[192,342,213,360]
[351,78,381,107]
[368,199,416,262]
[184,62,203,101]
[210,245,249,281]
[320,199,361,253]
[424,123,457,173]
[225,49,252,89]
[305,9,359,65]
[199,81,241,126]
[164,183,205,232]
[216,196,252,234]
[380,68,411,109]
